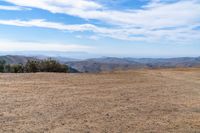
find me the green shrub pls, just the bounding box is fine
[24,60,39,73]
[10,64,24,73]
[0,60,6,72]
[39,59,68,72]
[0,59,69,73]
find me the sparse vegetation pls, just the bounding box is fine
[0,60,6,72]
[0,58,68,73]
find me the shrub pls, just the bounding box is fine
[24,60,40,73]
[10,64,24,73]
[0,59,69,73]
[0,60,6,72]
[39,59,68,72]
[4,64,11,73]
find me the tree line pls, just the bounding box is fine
[0,59,69,73]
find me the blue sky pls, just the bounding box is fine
[0,0,200,58]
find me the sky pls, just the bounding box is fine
[0,0,200,58]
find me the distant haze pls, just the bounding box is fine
[0,51,199,60]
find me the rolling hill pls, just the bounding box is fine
[65,57,200,72]
[1,55,200,73]
[0,55,37,64]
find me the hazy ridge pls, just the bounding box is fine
[1,55,200,73]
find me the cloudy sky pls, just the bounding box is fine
[0,0,200,57]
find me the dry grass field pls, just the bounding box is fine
[0,68,200,133]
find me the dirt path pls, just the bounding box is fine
[0,69,200,133]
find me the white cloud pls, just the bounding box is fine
[0,19,98,31]
[0,19,152,41]
[0,19,199,42]
[0,5,29,10]
[1,0,200,42]
[3,0,200,27]
[0,40,92,51]
[3,0,102,12]
[88,35,100,40]
[0,19,119,39]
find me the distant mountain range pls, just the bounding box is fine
[0,55,78,64]
[66,57,200,72]
[0,51,102,59]
[0,55,36,64]
[1,55,200,73]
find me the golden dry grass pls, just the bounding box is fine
[0,68,200,133]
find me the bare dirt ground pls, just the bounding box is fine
[0,68,200,133]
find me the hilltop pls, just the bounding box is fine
[0,68,200,132]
